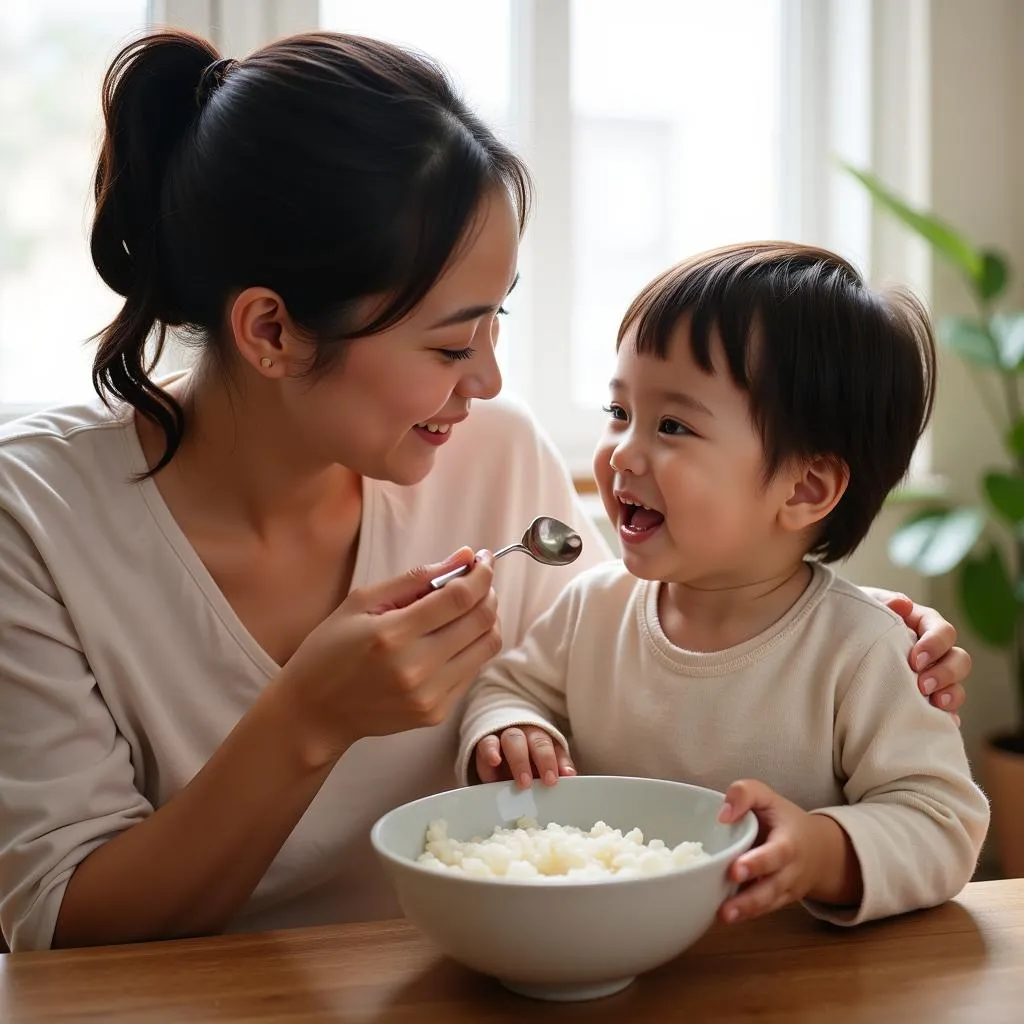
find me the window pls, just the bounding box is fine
[1,0,879,479]
[318,0,524,377]
[319,0,798,470]
[319,1,511,129]
[0,0,149,410]
[569,0,782,407]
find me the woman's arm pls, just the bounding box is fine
[52,678,332,947]
[1,523,498,950]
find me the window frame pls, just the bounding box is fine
[503,0,872,474]
[1,0,932,485]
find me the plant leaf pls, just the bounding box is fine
[938,316,1001,368]
[984,472,1024,524]
[979,250,1010,302]
[886,477,949,505]
[1007,419,1024,461]
[842,163,983,285]
[991,312,1024,370]
[888,507,985,576]
[959,546,1017,647]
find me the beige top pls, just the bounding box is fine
[459,561,990,925]
[0,393,611,951]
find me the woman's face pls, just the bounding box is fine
[278,187,520,485]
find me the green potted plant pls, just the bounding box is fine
[845,164,1024,876]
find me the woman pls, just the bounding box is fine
[0,30,969,952]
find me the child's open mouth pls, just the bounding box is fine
[618,498,665,544]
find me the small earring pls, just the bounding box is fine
[259,356,273,369]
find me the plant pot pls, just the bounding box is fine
[982,733,1024,878]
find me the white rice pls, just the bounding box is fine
[417,816,709,881]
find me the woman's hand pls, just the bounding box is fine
[276,547,502,767]
[867,589,970,724]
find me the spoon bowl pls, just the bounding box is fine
[430,516,583,590]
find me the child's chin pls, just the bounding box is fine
[619,548,667,581]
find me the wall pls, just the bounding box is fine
[924,0,1023,765]
[846,0,1023,874]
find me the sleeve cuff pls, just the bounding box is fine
[801,807,884,926]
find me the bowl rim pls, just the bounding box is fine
[369,775,759,891]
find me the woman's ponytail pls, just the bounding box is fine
[91,31,218,472]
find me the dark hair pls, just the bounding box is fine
[91,30,531,471]
[617,242,937,561]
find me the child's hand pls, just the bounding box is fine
[474,726,576,788]
[716,779,827,924]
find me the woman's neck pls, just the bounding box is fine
[137,365,361,536]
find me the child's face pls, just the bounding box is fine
[593,323,800,585]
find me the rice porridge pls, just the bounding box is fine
[418,816,710,881]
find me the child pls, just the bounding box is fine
[458,242,989,927]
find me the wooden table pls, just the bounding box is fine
[2,879,1021,1023]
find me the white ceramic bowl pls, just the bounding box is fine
[371,775,757,1002]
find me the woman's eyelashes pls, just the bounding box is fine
[436,304,509,360]
[438,347,476,362]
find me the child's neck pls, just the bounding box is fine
[657,560,813,653]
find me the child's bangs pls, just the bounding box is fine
[615,249,767,389]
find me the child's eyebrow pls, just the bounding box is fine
[608,378,714,418]
[659,389,714,417]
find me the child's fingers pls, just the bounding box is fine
[719,779,776,822]
[730,832,796,884]
[474,736,504,783]
[479,735,502,767]
[719,871,793,924]
[555,742,576,778]
[522,725,562,786]
[499,728,535,789]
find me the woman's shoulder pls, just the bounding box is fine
[0,395,128,449]
[0,397,133,508]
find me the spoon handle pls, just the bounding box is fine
[429,544,525,590]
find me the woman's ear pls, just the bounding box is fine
[228,287,308,378]
[778,456,849,534]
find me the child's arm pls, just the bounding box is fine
[718,621,988,926]
[456,580,582,787]
[716,781,863,923]
[805,622,987,924]
[810,623,989,923]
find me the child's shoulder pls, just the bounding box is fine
[810,571,918,702]
[817,571,911,644]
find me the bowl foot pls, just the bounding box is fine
[500,976,635,1002]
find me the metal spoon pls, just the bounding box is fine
[429,516,584,590]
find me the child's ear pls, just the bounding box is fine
[778,456,849,533]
